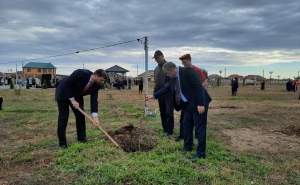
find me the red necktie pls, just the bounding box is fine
[175,77,181,105]
[81,81,93,94]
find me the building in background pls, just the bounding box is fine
[22,62,56,79]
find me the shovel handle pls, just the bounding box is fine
[77,107,122,150]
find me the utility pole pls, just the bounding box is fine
[137,66,138,77]
[263,70,264,78]
[224,68,226,85]
[219,70,222,87]
[269,71,273,85]
[22,62,24,78]
[144,36,148,115]
[16,63,18,85]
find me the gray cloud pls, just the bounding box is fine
[0,0,299,77]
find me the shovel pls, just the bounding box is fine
[77,107,124,151]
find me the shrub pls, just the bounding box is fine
[42,80,47,89]
[26,81,30,89]
[14,85,21,99]
[10,80,14,89]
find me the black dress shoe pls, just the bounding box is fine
[60,144,68,149]
[78,139,87,143]
[182,149,192,155]
[175,136,183,142]
[188,155,206,160]
[166,133,173,139]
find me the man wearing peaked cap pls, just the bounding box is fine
[152,50,175,138]
[179,53,191,60]
[152,50,164,59]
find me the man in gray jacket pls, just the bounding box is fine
[153,50,174,137]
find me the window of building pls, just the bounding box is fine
[48,69,52,72]
[38,69,41,72]
[27,68,31,72]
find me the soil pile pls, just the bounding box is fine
[279,125,300,137]
[103,124,158,152]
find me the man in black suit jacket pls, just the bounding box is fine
[146,62,209,159]
[55,69,107,149]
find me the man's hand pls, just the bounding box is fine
[70,99,79,109]
[197,106,205,114]
[93,116,100,128]
[145,95,155,101]
[202,79,208,87]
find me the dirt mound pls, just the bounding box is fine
[102,124,158,152]
[278,125,300,137]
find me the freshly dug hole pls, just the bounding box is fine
[101,124,158,152]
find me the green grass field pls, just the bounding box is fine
[0,83,299,185]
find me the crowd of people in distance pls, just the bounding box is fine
[109,77,144,93]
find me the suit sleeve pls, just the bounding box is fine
[153,82,172,99]
[90,91,99,113]
[186,68,204,106]
[63,69,83,99]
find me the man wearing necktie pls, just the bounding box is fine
[55,69,107,149]
[146,62,207,159]
[175,54,212,142]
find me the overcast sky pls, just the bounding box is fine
[1,0,299,79]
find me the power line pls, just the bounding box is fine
[0,37,145,64]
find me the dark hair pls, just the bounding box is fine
[94,69,107,78]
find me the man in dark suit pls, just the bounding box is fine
[0,96,3,110]
[146,62,208,159]
[55,69,107,149]
[231,77,239,96]
[175,53,210,142]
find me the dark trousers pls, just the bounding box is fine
[179,111,184,138]
[139,85,143,94]
[182,102,207,157]
[0,97,3,110]
[179,110,194,138]
[57,96,86,146]
[158,95,174,135]
[231,88,237,96]
[179,104,209,139]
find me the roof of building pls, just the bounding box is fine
[105,65,129,73]
[0,72,5,77]
[245,75,265,79]
[227,74,242,79]
[17,71,23,74]
[138,70,154,76]
[208,74,220,78]
[23,62,56,69]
